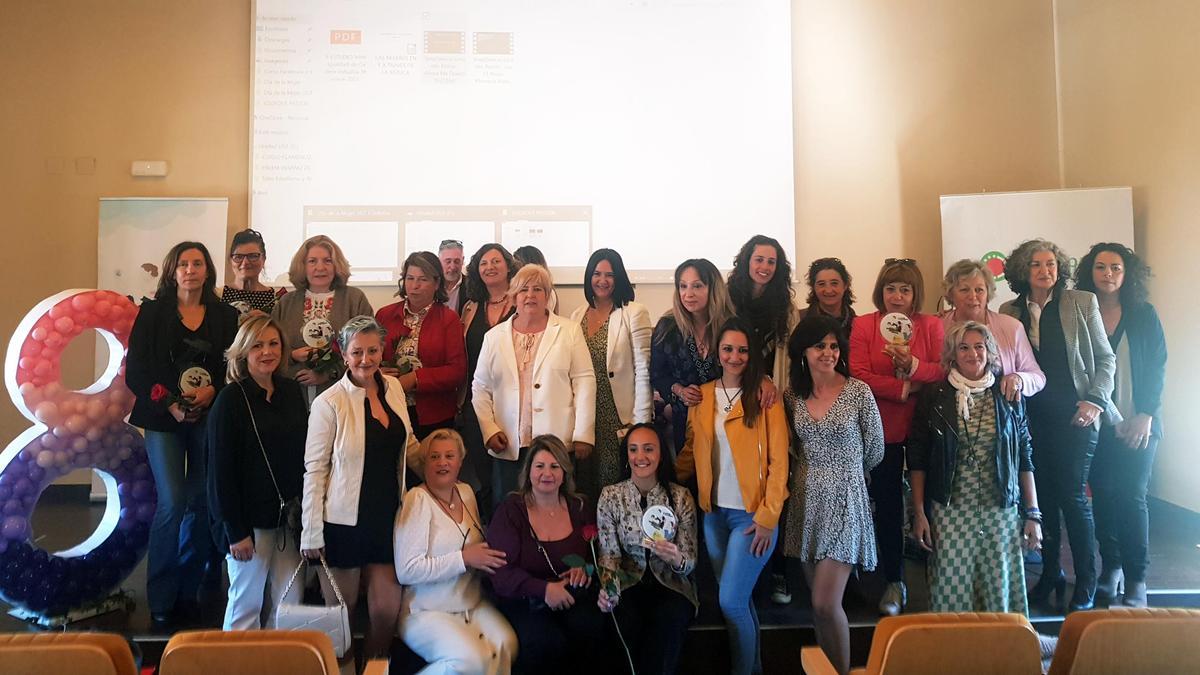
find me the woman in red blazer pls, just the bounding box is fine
[376,251,468,438]
[849,258,945,617]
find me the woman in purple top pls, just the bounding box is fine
[939,259,1046,400]
[487,434,606,675]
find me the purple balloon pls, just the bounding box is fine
[131,480,152,500]
[135,503,156,523]
[12,480,32,497]
[2,500,22,516]
[1,516,28,541]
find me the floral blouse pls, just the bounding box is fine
[596,479,699,609]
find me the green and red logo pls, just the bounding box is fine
[981,250,1007,282]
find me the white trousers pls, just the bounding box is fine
[400,600,517,675]
[224,527,302,630]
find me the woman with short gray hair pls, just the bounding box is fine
[909,320,1042,614]
[300,315,420,662]
[939,258,1045,400]
[999,239,1117,612]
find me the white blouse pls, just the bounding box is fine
[393,482,486,614]
[713,393,745,511]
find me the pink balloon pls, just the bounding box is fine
[94,301,111,317]
[30,327,48,342]
[33,402,59,426]
[53,317,75,334]
[71,294,96,311]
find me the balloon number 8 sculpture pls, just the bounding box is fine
[0,289,156,621]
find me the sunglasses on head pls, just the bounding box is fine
[885,258,917,266]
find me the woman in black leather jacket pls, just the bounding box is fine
[908,320,1043,614]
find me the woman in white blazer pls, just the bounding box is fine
[472,264,597,508]
[301,316,420,661]
[568,249,653,502]
[394,429,516,674]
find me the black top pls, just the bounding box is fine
[208,375,308,547]
[908,380,1035,508]
[1022,296,1078,420]
[464,303,515,400]
[359,392,406,523]
[1109,301,1168,437]
[222,285,280,316]
[126,298,239,432]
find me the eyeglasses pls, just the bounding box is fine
[439,239,464,250]
[231,253,263,263]
[885,258,917,266]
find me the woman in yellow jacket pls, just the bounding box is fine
[676,317,789,675]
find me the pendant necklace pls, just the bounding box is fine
[720,382,743,413]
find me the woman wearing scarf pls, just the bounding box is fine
[907,320,1043,613]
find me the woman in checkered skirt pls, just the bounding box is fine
[907,321,1044,613]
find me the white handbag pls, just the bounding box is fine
[274,554,352,658]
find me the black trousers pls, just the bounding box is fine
[1028,409,1098,593]
[1090,426,1158,584]
[869,442,906,583]
[612,577,695,675]
[500,592,608,675]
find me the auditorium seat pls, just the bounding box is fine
[1047,607,1200,675]
[0,631,137,675]
[158,629,388,675]
[800,612,1041,675]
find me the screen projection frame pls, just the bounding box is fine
[248,0,797,286]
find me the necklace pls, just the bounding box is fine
[487,296,507,306]
[720,381,743,413]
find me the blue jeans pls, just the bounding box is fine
[704,507,777,675]
[145,425,216,614]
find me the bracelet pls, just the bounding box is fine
[674,557,687,573]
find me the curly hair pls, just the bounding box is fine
[1074,242,1151,307]
[1005,239,1071,297]
[727,235,795,344]
[287,235,353,290]
[803,257,855,314]
[464,243,518,303]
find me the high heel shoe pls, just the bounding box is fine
[1095,568,1124,607]
[1122,581,1148,608]
[1068,589,1095,612]
[1029,571,1066,611]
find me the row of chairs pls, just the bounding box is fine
[801,607,1200,674]
[0,629,385,675]
[2,607,1198,674]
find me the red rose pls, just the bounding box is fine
[150,384,170,403]
[581,524,598,542]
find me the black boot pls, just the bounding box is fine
[1029,571,1066,611]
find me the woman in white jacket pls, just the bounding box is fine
[568,249,653,502]
[394,429,516,674]
[301,316,420,661]
[472,264,597,507]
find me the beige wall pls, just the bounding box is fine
[1056,0,1200,511]
[3,2,1062,481]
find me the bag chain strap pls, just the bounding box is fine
[280,553,348,609]
[237,382,287,514]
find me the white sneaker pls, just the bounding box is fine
[770,573,792,605]
[878,582,907,616]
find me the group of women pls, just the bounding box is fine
[124,228,1165,675]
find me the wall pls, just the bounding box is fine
[1,1,1062,482]
[1056,0,1200,511]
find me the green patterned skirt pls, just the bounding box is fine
[928,502,1028,614]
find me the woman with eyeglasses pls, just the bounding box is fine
[848,257,945,616]
[394,429,516,674]
[222,229,284,318]
[208,315,307,630]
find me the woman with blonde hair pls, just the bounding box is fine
[939,258,1045,400]
[651,258,735,453]
[394,429,516,674]
[472,264,596,506]
[209,315,307,630]
[271,234,373,404]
